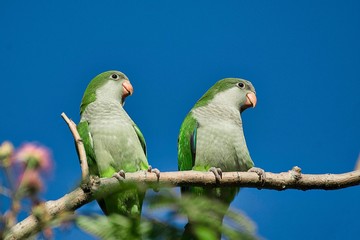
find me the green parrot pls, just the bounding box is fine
[178,78,260,239]
[77,70,152,218]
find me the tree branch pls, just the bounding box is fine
[5,168,360,239]
[60,112,89,182]
[6,113,360,239]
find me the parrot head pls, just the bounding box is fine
[80,70,134,114]
[195,78,257,113]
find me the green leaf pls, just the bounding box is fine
[77,188,259,240]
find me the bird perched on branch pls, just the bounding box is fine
[77,70,157,220]
[178,78,262,239]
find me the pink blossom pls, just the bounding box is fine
[15,143,52,172]
[18,169,44,196]
[0,141,14,167]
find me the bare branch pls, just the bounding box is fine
[61,112,89,182]
[4,168,360,239]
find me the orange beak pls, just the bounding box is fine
[241,91,257,112]
[121,81,133,104]
[246,91,257,108]
[122,80,133,96]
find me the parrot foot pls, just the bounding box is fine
[147,165,160,180]
[209,167,223,183]
[248,167,266,185]
[113,170,126,181]
[148,165,160,192]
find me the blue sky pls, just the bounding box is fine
[1,1,359,239]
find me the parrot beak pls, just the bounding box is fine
[121,80,134,104]
[122,80,134,96]
[241,91,257,112]
[246,91,257,108]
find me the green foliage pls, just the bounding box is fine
[77,189,258,240]
[77,214,146,240]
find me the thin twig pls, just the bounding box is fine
[60,112,89,182]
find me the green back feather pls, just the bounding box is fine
[77,121,99,175]
[178,112,197,171]
[133,124,147,157]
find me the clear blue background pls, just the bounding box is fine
[1,1,359,239]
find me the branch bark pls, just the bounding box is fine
[60,112,89,182]
[5,168,360,240]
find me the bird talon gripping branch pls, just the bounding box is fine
[148,166,161,181]
[209,167,223,182]
[147,165,160,192]
[112,170,126,181]
[248,167,266,183]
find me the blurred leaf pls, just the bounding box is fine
[77,188,259,240]
[77,213,146,240]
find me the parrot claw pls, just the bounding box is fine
[148,165,160,192]
[148,165,161,180]
[209,167,223,182]
[113,170,126,181]
[248,167,266,184]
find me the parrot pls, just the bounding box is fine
[178,78,261,239]
[77,70,154,219]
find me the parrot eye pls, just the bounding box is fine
[237,82,245,89]
[111,74,119,80]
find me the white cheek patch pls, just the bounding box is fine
[96,80,122,101]
[212,87,242,106]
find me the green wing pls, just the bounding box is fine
[133,124,149,171]
[133,124,147,157]
[178,112,198,171]
[77,121,110,214]
[77,121,98,176]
